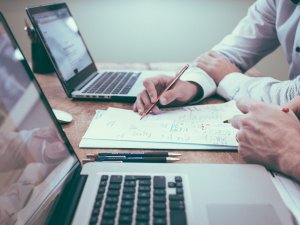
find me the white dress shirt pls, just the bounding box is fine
[184,0,300,105]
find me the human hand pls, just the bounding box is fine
[193,51,241,84]
[133,75,201,115]
[27,125,68,164]
[230,97,300,182]
[284,96,300,120]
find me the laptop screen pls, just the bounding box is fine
[31,7,93,82]
[0,17,78,225]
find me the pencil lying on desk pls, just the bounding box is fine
[82,157,180,163]
[86,152,182,158]
[140,64,190,120]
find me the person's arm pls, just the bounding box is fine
[231,97,300,182]
[217,74,300,105]
[133,67,216,114]
[212,0,279,72]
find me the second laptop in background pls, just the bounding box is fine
[26,3,165,102]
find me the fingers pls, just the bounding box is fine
[235,97,258,114]
[230,114,244,129]
[133,90,161,115]
[143,76,173,103]
[284,96,300,119]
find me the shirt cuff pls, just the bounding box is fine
[180,66,216,102]
[217,72,250,100]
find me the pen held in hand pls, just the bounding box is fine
[223,107,290,123]
[140,64,190,120]
[223,119,231,123]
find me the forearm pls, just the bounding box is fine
[217,73,300,105]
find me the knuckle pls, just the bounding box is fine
[239,117,250,127]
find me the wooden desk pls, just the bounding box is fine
[35,63,243,164]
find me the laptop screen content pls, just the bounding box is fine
[32,7,93,81]
[0,20,77,225]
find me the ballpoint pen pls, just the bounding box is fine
[223,107,290,123]
[82,157,180,163]
[86,152,182,158]
[140,64,190,120]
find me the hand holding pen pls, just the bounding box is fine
[133,64,194,118]
[140,64,189,119]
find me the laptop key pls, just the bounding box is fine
[136,222,149,225]
[102,211,116,219]
[101,218,115,225]
[170,209,187,225]
[136,213,150,222]
[153,217,167,225]
[110,175,122,183]
[118,215,132,224]
[154,176,166,189]
[153,210,166,218]
[120,207,133,215]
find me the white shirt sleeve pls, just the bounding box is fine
[217,73,300,105]
[180,66,216,102]
[212,0,279,72]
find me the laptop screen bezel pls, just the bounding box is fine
[26,2,98,97]
[0,11,82,224]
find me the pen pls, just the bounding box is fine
[140,64,190,120]
[82,157,180,163]
[223,107,290,123]
[86,152,182,158]
[223,119,231,123]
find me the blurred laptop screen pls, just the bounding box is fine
[0,20,77,225]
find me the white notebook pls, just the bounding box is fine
[80,101,241,150]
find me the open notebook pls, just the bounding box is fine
[80,101,241,150]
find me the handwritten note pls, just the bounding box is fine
[83,101,241,146]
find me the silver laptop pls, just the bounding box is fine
[26,3,162,102]
[0,12,294,225]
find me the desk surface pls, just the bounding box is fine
[35,63,243,164]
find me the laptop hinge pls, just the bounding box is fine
[74,72,99,91]
[48,167,87,225]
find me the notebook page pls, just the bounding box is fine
[83,101,241,146]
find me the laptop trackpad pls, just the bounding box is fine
[207,204,282,225]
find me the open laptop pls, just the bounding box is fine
[26,3,165,102]
[0,13,295,225]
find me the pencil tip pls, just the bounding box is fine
[167,157,180,162]
[169,152,182,156]
[82,158,94,164]
[86,153,96,158]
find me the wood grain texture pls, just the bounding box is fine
[35,63,244,165]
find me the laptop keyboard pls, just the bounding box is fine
[83,72,141,95]
[89,174,187,225]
